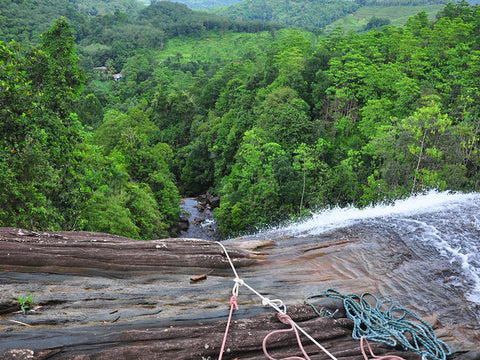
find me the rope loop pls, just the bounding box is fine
[277,312,291,325]
[232,277,244,296]
[263,312,311,360]
[262,298,286,313]
[360,336,407,360]
[311,289,451,360]
[304,294,339,318]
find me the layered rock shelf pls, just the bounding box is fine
[0,227,477,360]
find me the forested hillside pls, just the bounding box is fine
[212,0,449,30]
[326,4,447,33]
[150,0,244,9]
[1,0,480,239]
[213,0,360,30]
[0,0,146,44]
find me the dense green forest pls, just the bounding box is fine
[1,0,480,239]
[213,0,360,30]
[212,0,450,29]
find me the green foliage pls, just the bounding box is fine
[359,0,447,6]
[255,87,313,151]
[0,17,181,239]
[0,29,86,230]
[93,107,181,233]
[215,129,292,234]
[160,0,244,10]
[78,93,104,129]
[213,0,360,30]
[33,18,85,117]
[17,293,35,314]
[3,0,480,239]
[365,16,392,30]
[82,186,141,239]
[326,4,445,32]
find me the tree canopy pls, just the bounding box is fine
[2,0,480,238]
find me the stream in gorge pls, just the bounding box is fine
[179,197,217,240]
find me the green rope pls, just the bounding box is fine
[305,289,451,360]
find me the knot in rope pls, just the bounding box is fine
[263,312,311,360]
[234,277,244,286]
[230,294,239,310]
[277,312,292,326]
[262,297,286,312]
[232,277,244,296]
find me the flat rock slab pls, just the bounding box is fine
[0,227,257,332]
[1,303,424,360]
[0,227,477,360]
[0,227,255,273]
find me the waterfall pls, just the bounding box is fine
[233,190,480,348]
[269,191,480,302]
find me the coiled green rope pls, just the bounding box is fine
[305,289,451,360]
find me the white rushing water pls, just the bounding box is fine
[279,190,480,235]
[261,191,480,306]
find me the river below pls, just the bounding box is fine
[179,197,217,240]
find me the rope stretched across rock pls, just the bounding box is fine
[305,289,451,360]
[215,242,449,360]
[216,241,337,360]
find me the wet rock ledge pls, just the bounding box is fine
[0,228,476,360]
[0,227,254,273]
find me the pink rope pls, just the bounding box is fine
[218,295,239,360]
[360,337,408,360]
[263,312,311,360]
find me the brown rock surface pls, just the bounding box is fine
[0,227,254,273]
[0,227,475,360]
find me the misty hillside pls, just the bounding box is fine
[211,0,452,29]
[138,0,244,9]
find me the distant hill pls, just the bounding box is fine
[211,0,453,30]
[0,0,279,47]
[354,0,447,6]
[75,0,145,15]
[138,0,244,9]
[0,0,145,44]
[212,0,360,30]
[326,4,446,32]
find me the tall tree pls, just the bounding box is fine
[31,17,85,118]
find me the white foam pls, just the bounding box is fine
[272,190,480,237]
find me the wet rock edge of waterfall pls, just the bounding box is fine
[0,227,478,360]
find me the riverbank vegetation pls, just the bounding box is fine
[1,0,479,238]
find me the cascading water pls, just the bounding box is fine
[179,198,217,240]
[274,191,480,306]
[228,191,480,350]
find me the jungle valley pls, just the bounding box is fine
[1,0,480,239]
